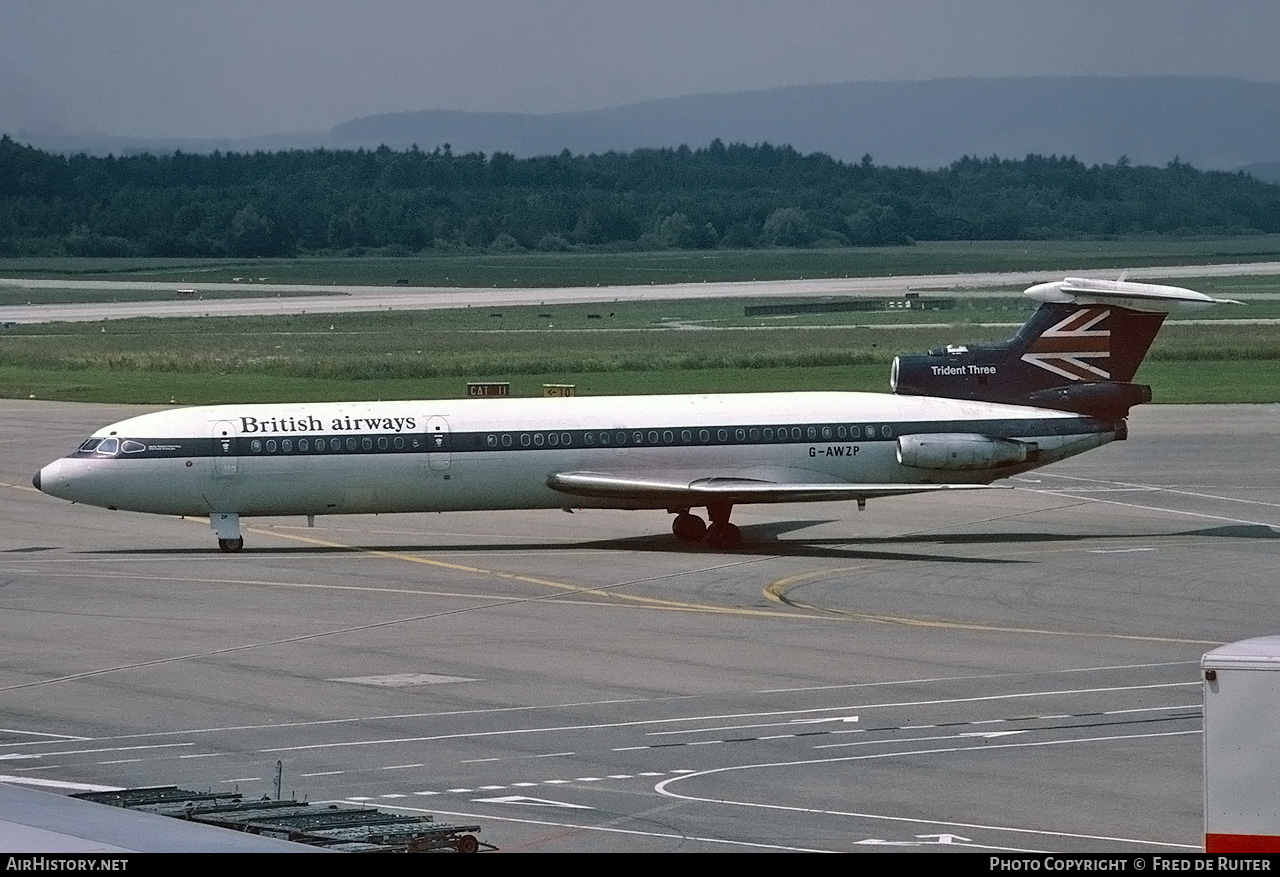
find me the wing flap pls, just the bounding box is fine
[547,471,995,505]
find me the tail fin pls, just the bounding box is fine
[891,277,1238,419]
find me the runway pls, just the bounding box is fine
[3,261,1280,324]
[2,399,1278,852]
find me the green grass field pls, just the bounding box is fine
[3,243,1278,406]
[3,316,1276,405]
[5,235,1280,287]
[7,358,1271,407]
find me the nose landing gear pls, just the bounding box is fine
[211,513,244,553]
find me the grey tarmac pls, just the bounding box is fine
[2,399,1277,852]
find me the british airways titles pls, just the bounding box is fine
[239,415,418,434]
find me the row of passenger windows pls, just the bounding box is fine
[214,424,898,456]
[482,423,894,449]
[246,424,895,455]
[248,435,424,454]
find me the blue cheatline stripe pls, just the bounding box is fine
[69,416,1112,461]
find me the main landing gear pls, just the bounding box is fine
[671,501,742,551]
[211,513,244,553]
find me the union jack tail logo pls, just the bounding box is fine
[1020,307,1110,381]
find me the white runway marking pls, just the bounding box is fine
[472,795,593,809]
[0,774,119,792]
[655,730,1203,850]
[0,727,88,741]
[36,743,194,757]
[365,801,834,852]
[1038,472,1280,510]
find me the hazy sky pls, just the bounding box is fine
[4,0,1280,139]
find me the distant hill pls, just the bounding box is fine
[329,77,1280,171]
[9,76,1280,172]
[1243,161,1280,183]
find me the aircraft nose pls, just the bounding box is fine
[33,460,61,495]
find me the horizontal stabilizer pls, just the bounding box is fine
[1025,277,1241,313]
[548,471,995,506]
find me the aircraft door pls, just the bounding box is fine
[425,416,450,471]
[212,420,238,476]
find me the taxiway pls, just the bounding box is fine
[2,400,1277,852]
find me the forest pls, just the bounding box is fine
[3,135,1279,257]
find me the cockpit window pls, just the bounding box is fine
[121,440,146,453]
[94,438,120,456]
[78,438,103,452]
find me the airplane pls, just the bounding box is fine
[32,277,1236,553]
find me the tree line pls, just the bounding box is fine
[2,135,1279,257]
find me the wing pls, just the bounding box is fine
[547,471,996,506]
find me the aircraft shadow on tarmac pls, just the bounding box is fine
[74,519,1277,562]
[1176,524,1279,539]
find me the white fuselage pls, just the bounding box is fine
[36,390,1115,520]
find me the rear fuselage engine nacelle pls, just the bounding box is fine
[896,432,1038,471]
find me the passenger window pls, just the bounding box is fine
[648,431,658,444]
[881,425,893,438]
[361,437,372,450]
[822,427,832,440]
[681,429,692,442]
[487,435,498,447]
[377,437,388,450]
[345,438,357,451]
[806,427,817,440]
[791,427,802,440]
[561,433,572,446]
[663,430,673,444]
[534,433,544,447]
[393,436,405,450]
[749,428,759,441]
[584,432,595,446]
[735,428,746,441]
[266,440,277,452]
[501,434,512,447]
[330,438,342,451]
[251,440,262,453]
[717,428,728,441]
[299,439,310,451]
[699,429,710,442]
[547,433,558,447]
[520,434,531,447]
